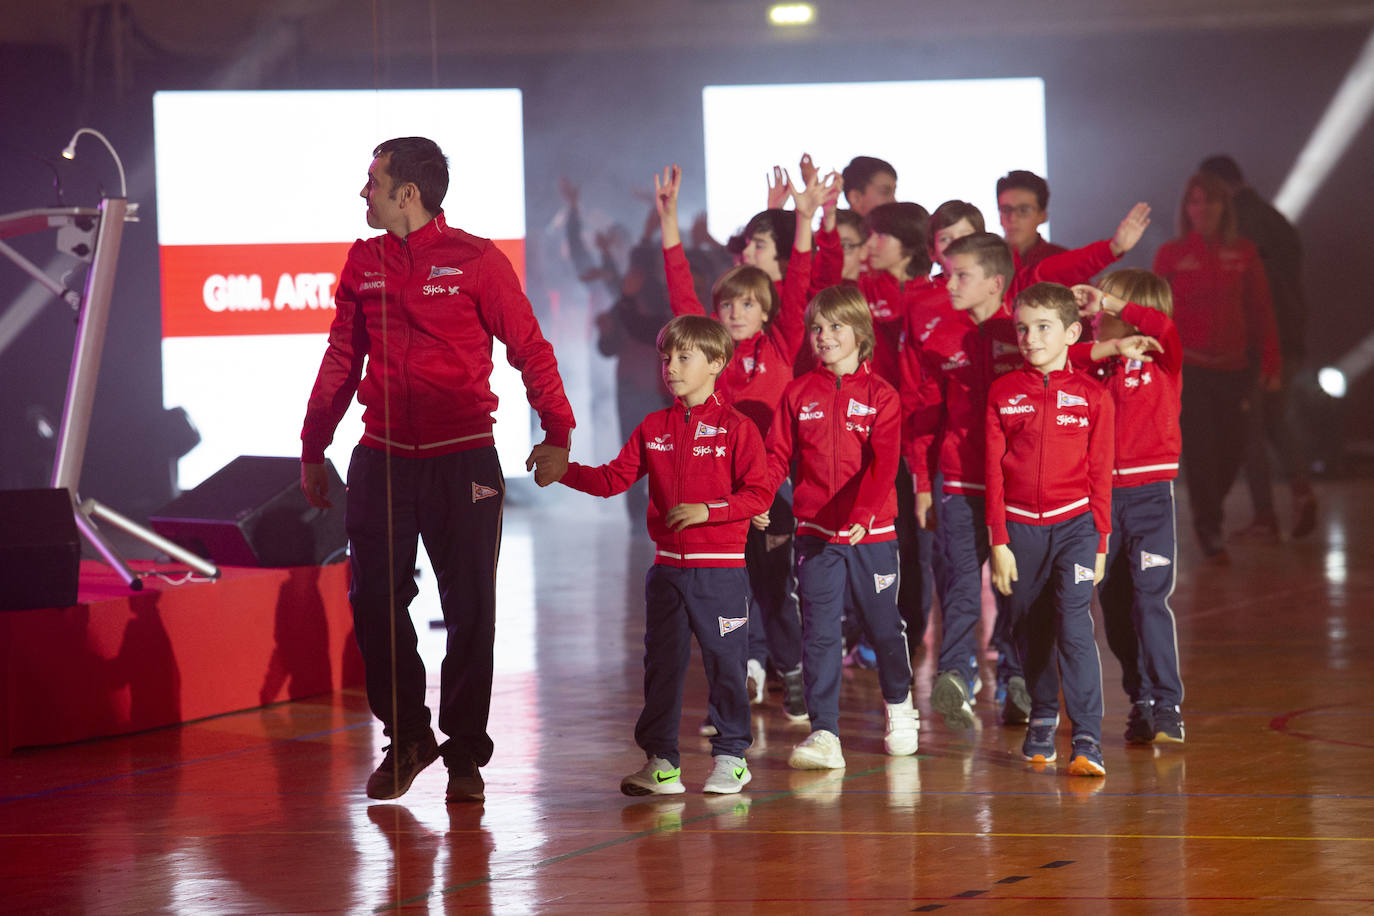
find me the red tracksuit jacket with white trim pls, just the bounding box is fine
[560,391,771,568]
[765,362,900,543]
[985,364,1115,552]
[1069,302,1183,487]
[663,242,812,435]
[302,211,575,463]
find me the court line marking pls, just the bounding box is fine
[1271,704,1374,750]
[374,766,888,912]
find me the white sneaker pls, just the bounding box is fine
[788,729,845,770]
[698,716,718,737]
[884,693,920,756]
[702,754,752,794]
[746,658,767,705]
[620,757,686,796]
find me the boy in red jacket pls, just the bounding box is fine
[1071,270,1187,745]
[987,282,1114,776]
[764,286,917,770]
[554,315,772,796]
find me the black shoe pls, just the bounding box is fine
[1292,491,1318,540]
[446,758,485,803]
[1153,705,1185,744]
[1124,701,1154,745]
[1000,676,1031,725]
[366,732,440,799]
[781,668,808,723]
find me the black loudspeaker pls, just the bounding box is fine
[148,456,347,567]
[0,488,81,610]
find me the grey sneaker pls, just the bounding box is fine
[1000,676,1031,725]
[931,670,976,729]
[621,757,686,796]
[366,731,439,799]
[703,755,752,794]
[788,729,845,770]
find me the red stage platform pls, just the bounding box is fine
[0,560,362,753]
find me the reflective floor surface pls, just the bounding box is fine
[3,480,1372,913]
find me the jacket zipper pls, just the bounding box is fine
[1036,373,1049,517]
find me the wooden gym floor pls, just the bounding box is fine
[2,480,1372,913]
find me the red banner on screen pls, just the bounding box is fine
[160,239,527,337]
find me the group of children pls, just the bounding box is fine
[550,156,1186,795]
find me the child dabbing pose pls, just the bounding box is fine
[986,282,1115,776]
[764,286,917,769]
[556,315,773,795]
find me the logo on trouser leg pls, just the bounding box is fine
[874,572,896,593]
[1141,551,1171,570]
[1074,563,1094,584]
[472,482,499,502]
[718,616,747,637]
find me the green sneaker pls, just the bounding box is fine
[621,757,686,796]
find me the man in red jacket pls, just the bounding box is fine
[300,137,575,804]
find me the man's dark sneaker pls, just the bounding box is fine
[366,731,439,799]
[446,758,485,803]
[1125,701,1155,745]
[1153,704,1186,744]
[781,668,809,723]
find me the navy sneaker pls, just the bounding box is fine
[1125,701,1155,745]
[1153,705,1186,744]
[1067,737,1106,777]
[1022,719,1057,763]
[1000,676,1031,725]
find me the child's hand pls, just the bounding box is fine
[653,164,681,221]
[766,166,791,209]
[1115,335,1163,362]
[666,502,710,531]
[1093,552,1106,585]
[1072,283,1104,317]
[845,523,867,545]
[798,152,819,187]
[791,169,828,220]
[820,171,844,230]
[991,544,1018,596]
[751,511,771,530]
[915,490,936,530]
[1109,202,1152,256]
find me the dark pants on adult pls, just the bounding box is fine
[346,444,504,768]
[1180,365,1252,552]
[639,565,752,766]
[795,536,911,736]
[1099,480,1184,708]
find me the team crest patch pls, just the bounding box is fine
[874,572,897,594]
[1141,551,1172,570]
[1057,390,1088,408]
[695,421,726,439]
[718,616,747,637]
[471,482,499,502]
[1074,563,1095,584]
[848,398,877,417]
[428,265,463,279]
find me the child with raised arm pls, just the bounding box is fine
[655,163,830,723]
[554,315,772,795]
[764,286,917,769]
[986,282,1114,777]
[1070,270,1187,745]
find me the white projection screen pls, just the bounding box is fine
[153,89,531,490]
[702,79,1048,244]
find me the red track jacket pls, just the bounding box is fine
[985,364,1115,552]
[302,212,574,463]
[1069,302,1183,487]
[560,391,771,568]
[765,362,900,543]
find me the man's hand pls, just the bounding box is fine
[301,461,332,508]
[991,543,1018,596]
[751,510,771,531]
[525,443,569,487]
[1093,551,1106,585]
[915,490,936,531]
[1115,334,1163,362]
[766,166,791,209]
[1109,202,1152,256]
[845,523,867,546]
[666,502,710,531]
